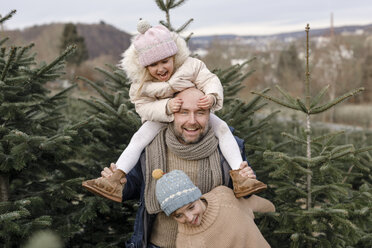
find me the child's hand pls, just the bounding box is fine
[168,97,183,113]
[239,161,256,179]
[197,94,215,109]
[101,163,127,184]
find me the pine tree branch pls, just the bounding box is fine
[330,145,355,160]
[95,66,120,83]
[281,132,307,145]
[0,174,9,202]
[1,46,17,81]
[14,43,34,65]
[354,145,372,155]
[175,18,194,33]
[309,87,364,114]
[36,45,75,77]
[94,99,125,121]
[78,98,105,112]
[0,37,9,47]
[184,32,194,42]
[246,88,270,111]
[311,131,344,143]
[77,76,113,104]
[310,85,329,108]
[170,0,187,8]
[155,0,167,11]
[47,84,76,102]
[296,98,308,113]
[0,10,16,24]
[250,90,300,110]
[275,85,297,105]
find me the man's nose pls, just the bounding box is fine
[188,113,196,124]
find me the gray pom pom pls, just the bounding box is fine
[137,19,152,34]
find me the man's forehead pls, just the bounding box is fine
[178,91,203,108]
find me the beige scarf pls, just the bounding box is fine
[144,124,223,214]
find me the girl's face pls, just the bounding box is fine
[171,199,206,227]
[147,56,174,81]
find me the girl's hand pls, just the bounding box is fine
[197,94,215,109]
[239,161,256,179]
[101,163,127,184]
[168,97,183,113]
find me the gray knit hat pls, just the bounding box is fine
[153,169,202,216]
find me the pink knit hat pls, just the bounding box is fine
[133,20,178,67]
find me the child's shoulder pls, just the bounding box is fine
[212,185,235,197]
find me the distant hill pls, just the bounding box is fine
[3,22,372,62]
[75,22,131,60]
[2,22,132,63]
[189,23,372,50]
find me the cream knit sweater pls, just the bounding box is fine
[176,186,273,248]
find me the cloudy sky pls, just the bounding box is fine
[2,0,372,36]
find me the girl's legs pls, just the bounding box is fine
[210,113,267,198]
[82,121,166,202]
[116,121,166,173]
[209,113,243,170]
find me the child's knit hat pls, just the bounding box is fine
[133,19,178,67]
[153,169,202,216]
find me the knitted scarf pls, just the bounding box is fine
[145,124,222,214]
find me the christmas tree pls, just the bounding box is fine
[60,23,88,66]
[0,10,90,247]
[252,24,372,248]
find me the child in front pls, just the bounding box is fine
[82,19,266,202]
[153,169,274,248]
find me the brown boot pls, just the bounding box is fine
[82,169,126,203]
[229,169,267,198]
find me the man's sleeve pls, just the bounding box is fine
[229,126,247,161]
[122,152,144,201]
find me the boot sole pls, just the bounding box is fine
[82,180,122,203]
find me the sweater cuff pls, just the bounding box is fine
[208,94,217,108]
[166,99,173,115]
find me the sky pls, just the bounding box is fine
[2,0,372,36]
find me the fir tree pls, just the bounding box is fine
[0,10,88,247]
[252,24,372,248]
[60,23,88,66]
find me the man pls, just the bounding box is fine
[99,88,258,248]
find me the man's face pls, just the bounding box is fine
[171,199,206,227]
[173,89,210,144]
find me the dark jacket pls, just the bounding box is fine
[123,133,247,248]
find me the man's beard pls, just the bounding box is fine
[173,123,210,144]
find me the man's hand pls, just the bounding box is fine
[168,97,183,113]
[239,161,256,179]
[101,163,127,184]
[197,94,214,109]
